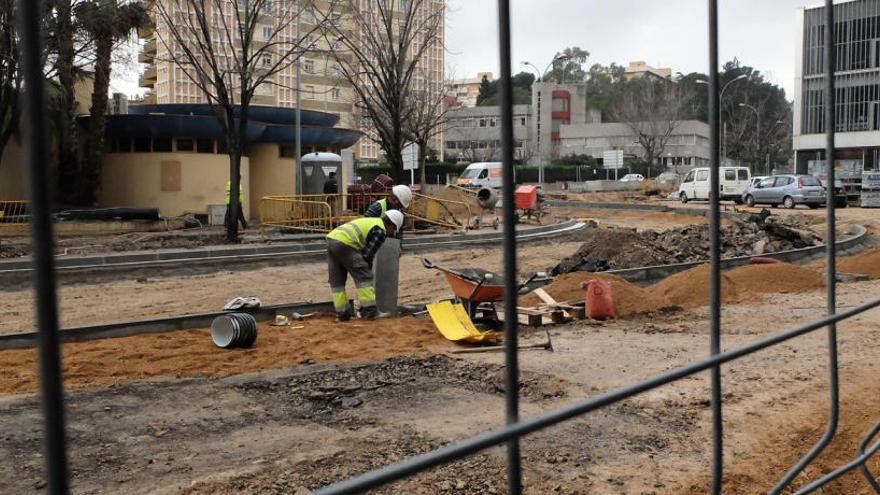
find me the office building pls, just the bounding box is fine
[794,0,880,181]
[448,72,494,108]
[444,104,532,162]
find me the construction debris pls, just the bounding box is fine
[550,212,821,275]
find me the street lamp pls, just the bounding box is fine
[521,53,571,83]
[696,73,748,164]
[738,102,760,174]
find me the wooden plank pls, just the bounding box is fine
[532,288,558,306]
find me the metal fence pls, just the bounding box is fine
[0,200,29,232]
[16,1,880,495]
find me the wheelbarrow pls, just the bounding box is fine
[422,258,538,324]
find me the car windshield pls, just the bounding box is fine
[800,175,820,186]
[460,168,481,179]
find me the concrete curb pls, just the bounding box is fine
[547,200,744,220]
[0,220,585,278]
[606,224,869,284]
[0,300,337,350]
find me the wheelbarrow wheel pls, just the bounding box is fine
[471,317,502,332]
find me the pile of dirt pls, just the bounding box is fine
[0,315,451,395]
[837,247,880,276]
[521,272,669,317]
[551,212,821,275]
[428,187,481,223]
[525,263,825,318]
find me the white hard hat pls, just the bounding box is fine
[392,185,413,208]
[385,209,404,230]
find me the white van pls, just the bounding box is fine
[456,162,503,188]
[678,166,751,203]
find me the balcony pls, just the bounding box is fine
[138,66,157,89]
[137,38,156,64]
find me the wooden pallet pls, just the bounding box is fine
[516,288,587,326]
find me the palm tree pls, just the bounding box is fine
[76,0,149,205]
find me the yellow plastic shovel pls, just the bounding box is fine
[426,300,502,343]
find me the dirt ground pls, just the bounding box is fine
[2,278,880,494]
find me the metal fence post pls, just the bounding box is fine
[707,0,724,492]
[496,0,522,493]
[17,0,70,492]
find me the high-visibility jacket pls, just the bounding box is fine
[226,181,244,205]
[326,217,386,250]
[365,198,388,219]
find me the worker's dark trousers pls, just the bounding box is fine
[224,204,248,230]
[326,239,376,314]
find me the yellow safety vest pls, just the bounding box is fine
[327,217,386,250]
[226,181,244,204]
[377,198,388,217]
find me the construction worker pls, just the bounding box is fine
[365,184,412,238]
[326,209,404,321]
[225,181,247,230]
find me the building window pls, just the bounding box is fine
[176,138,194,152]
[133,137,151,152]
[197,139,214,153]
[303,59,314,73]
[262,54,272,67]
[153,137,172,152]
[304,85,315,98]
[479,119,486,127]
[262,26,273,40]
[330,87,340,101]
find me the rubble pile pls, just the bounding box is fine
[551,210,821,275]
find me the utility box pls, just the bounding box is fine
[300,152,342,195]
[515,185,538,210]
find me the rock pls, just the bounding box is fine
[340,396,363,408]
[455,479,466,490]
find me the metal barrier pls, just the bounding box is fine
[260,192,474,233]
[410,192,472,230]
[259,195,339,233]
[0,200,30,232]
[17,0,880,494]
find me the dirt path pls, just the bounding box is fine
[0,240,585,334]
[2,280,880,493]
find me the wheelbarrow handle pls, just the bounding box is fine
[516,272,540,292]
[421,258,437,269]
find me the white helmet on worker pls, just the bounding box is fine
[391,185,413,208]
[385,209,404,230]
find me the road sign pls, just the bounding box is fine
[603,150,624,169]
[403,143,419,171]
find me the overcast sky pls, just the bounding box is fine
[446,0,811,98]
[115,0,813,99]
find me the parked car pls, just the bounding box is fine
[619,173,644,182]
[678,166,751,203]
[742,174,826,209]
[750,176,767,188]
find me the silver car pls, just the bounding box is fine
[742,174,826,209]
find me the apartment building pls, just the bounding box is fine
[793,0,880,184]
[139,1,445,164]
[448,72,494,107]
[531,82,602,162]
[623,61,674,81]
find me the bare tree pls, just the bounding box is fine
[611,78,691,167]
[404,72,450,189]
[325,0,445,183]
[152,0,332,241]
[0,0,21,159]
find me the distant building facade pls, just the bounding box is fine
[793,0,880,180]
[624,60,674,81]
[444,104,532,162]
[531,82,601,162]
[558,120,711,172]
[448,72,493,107]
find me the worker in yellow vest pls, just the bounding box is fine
[365,185,412,239]
[225,181,247,230]
[326,210,404,321]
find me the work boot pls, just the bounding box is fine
[358,306,379,319]
[335,310,352,322]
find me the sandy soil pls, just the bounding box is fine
[0,240,587,334]
[2,279,880,493]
